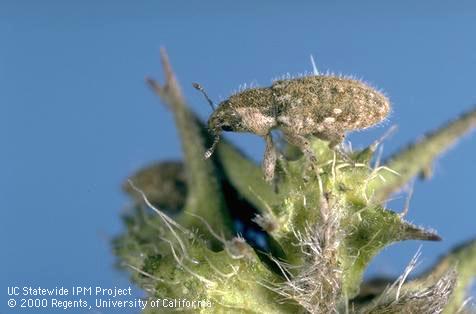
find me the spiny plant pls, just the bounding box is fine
[113,49,476,313]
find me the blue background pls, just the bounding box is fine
[1,1,475,312]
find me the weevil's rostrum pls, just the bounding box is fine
[206,75,391,181]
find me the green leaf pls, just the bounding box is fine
[216,141,279,215]
[367,106,476,203]
[357,268,457,314]
[146,48,232,243]
[409,239,476,314]
[340,205,440,298]
[122,161,187,214]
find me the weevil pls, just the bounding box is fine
[195,75,390,182]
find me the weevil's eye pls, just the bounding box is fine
[221,124,233,131]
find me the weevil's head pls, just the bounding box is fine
[204,100,246,159]
[207,86,275,136]
[207,100,246,134]
[203,87,273,159]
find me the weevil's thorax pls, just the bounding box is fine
[209,87,277,136]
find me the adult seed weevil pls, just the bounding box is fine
[194,74,390,182]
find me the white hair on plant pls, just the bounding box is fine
[361,248,458,313]
[125,263,179,285]
[362,165,401,202]
[185,212,227,245]
[399,180,415,218]
[204,257,239,279]
[396,247,422,300]
[262,198,345,314]
[127,179,197,264]
[161,236,217,288]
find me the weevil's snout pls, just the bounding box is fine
[205,113,225,159]
[204,127,223,159]
[204,134,220,159]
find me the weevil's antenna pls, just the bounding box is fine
[310,54,319,75]
[192,82,216,111]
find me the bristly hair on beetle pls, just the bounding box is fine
[194,74,391,183]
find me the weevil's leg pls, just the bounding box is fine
[329,133,351,161]
[327,132,345,149]
[282,132,317,164]
[262,134,278,183]
[283,132,319,180]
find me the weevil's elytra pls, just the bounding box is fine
[271,76,389,135]
[204,75,390,182]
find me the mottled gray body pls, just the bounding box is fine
[273,76,389,139]
[206,75,390,182]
